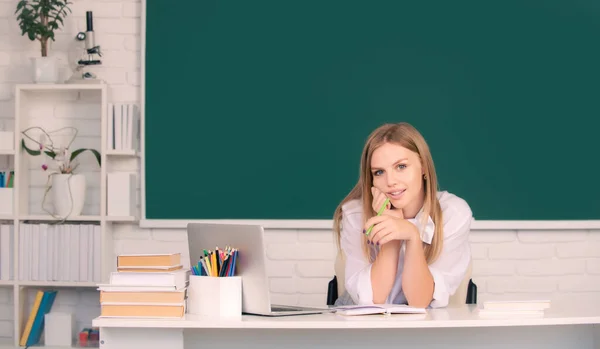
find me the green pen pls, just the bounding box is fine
[365,197,390,236]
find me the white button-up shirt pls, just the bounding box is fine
[339,190,472,308]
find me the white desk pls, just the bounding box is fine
[93,302,600,349]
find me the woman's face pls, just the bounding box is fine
[370,142,425,217]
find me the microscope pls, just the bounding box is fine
[66,11,104,83]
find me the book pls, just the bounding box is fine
[478,309,545,318]
[19,290,43,346]
[107,173,137,217]
[97,284,187,292]
[100,302,185,318]
[117,264,183,273]
[0,224,13,280]
[109,268,189,289]
[115,103,122,150]
[100,290,186,303]
[334,304,426,316]
[117,253,181,268]
[483,300,550,311]
[107,103,114,150]
[25,290,58,346]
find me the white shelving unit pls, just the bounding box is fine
[0,83,140,348]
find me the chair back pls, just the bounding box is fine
[448,260,472,306]
[334,250,346,297]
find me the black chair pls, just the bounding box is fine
[326,276,477,305]
[326,276,339,305]
[465,279,477,304]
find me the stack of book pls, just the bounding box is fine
[477,299,550,318]
[98,253,188,318]
[107,103,140,152]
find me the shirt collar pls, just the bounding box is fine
[407,208,435,244]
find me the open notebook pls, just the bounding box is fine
[334,304,427,316]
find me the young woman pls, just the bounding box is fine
[333,122,472,308]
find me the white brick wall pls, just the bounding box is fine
[1,0,600,342]
[471,230,600,305]
[108,229,600,309]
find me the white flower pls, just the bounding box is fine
[39,134,47,150]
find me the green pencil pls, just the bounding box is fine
[365,197,390,236]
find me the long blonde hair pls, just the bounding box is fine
[333,122,443,264]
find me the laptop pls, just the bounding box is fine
[186,222,332,316]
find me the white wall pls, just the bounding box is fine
[0,0,599,340]
[109,227,600,307]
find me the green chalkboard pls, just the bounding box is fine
[145,0,600,220]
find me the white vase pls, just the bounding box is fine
[52,174,86,217]
[32,56,59,84]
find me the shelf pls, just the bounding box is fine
[15,83,106,91]
[105,216,137,222]
[18,345,91,349]
[35,344,93,349]
[0,338,92,349]
[16,281,98,288]
[19,215,102,222]
[17,215,137,223]
[105,149,138,156]
[6,82,119,349]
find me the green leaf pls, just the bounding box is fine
[16,1,26,13]
[70,148,101,167]
[14,0,72,41]
[21,139,55,158]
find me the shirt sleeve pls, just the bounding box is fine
[427,199,473,308]
[339,204,375,305]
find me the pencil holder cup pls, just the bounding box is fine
[0,188,13,215]
[187,275,242,319]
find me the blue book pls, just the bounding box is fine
[26,290,58,347]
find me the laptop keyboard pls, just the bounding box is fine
[271,305,304,312]
[271,305,328,312]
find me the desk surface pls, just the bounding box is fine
[93,302,600,329]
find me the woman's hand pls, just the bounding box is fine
[371,187,403,219]
[371,187,392,214]
[366,187,419,245]
[364,214,419,245]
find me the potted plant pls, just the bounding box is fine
[15,0,72,83]
[21,126,100,218]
